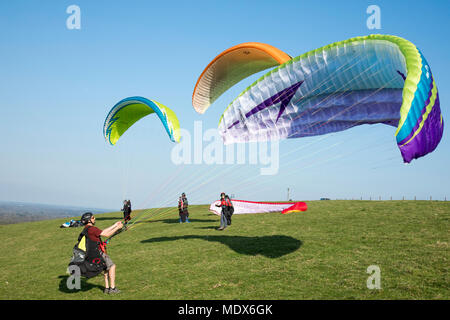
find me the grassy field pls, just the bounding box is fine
[0,200,448,300]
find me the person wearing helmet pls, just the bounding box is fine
[121,200,132,223]
[178,193,189,223]
[80,212,123,294]
[215,192,229,230]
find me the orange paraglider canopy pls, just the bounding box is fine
[281,202,308,214]
[192,42,292,114]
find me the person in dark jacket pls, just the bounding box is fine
[224,195,234,225]
[216,192,232,230]
[126,200,132,222]
[178,193,189,223]
[121,200,132,223]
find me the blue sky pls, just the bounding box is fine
[0,0,448,210]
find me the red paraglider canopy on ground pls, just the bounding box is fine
[209,199,307,215]
[281,202,308,214]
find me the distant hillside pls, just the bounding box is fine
[0,201,112,224]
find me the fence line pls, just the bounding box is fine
[331,196,448,201]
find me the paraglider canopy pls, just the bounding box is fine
[103,96,180,145]
[213,35,443,163]
[281,202,308,214]
[192,42,292,114]
[209,199,307,215]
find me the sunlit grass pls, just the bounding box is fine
[0,201,448,299]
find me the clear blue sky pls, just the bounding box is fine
[0,0,449,210]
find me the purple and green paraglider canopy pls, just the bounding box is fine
[194,35,443,163]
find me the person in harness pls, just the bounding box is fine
[178,193,189,223]
[121,200,132,223]
[216,192,233,230]
[224,195,234,226]
[69,212,123,294]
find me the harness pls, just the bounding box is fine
[221,199,232,207]
[82,226,106,253]
[68,226,107,278]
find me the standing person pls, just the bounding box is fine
[224,195,234,225]
[181,193,189,223]
[80,212,123,294]
[178,193,189,223]
[126,200,132,223]
[216,192,228,230]
[121,200,131,223]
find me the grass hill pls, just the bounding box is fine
[0,201,448,299]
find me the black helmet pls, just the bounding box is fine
[81,212,93,225]
[182,193,186,197]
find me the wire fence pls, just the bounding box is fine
[329,196,448,201]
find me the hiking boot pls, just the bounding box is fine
[108,287,121,294]
[103,288,110,294]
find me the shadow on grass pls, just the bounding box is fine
[195,226,218,230]
[129,218,217,225]
[159,218,217,224]
[58,275,104,294]
[94,216,123,221]
[141,235,302,258]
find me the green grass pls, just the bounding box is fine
[0,201,448,299]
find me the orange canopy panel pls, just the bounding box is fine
[192,42,292,114]
[281,202,308,214]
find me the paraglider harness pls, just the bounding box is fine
[122,201,132,223]
[68,226,107,278]
[178,196,189,222]
[60,219,82,228]
[221,198,234,225]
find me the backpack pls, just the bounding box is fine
[68,226,107,278]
